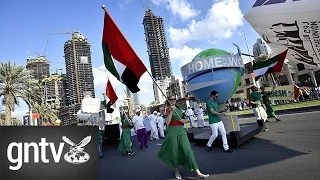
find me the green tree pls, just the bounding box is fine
[32,103,58,125]
[254,53,271,62]
[0,112,22,126]
[140,104,146,111]
[149,101,159,107]
[0,62,41,126]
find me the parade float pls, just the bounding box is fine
[244,0,320,67]
[180,47,264,147]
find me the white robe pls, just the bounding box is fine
[148,114,159,139]
[196,108,205,128]
[157,116,165,138]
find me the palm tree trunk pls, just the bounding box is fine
[5,99,12,126]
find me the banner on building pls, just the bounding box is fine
[261,85,300,100]
[81,98,101,114]
[244,0,320,67]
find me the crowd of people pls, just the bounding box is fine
[98,84,320,179]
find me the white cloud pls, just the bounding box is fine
[152,0,200,21]
[93,66,154,106]
[92,66,121,89]
[12,110,28,120]
[118,3,125,10]
[236,30,243,36]
[139,69,153,83]
[169,45,202,66]
[168,0,243,47]
[208,39,218,45]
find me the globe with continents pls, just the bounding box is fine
[180,48,245,103]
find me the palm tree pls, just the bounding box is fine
[0,62,40,125]
[140,104,146,111]
[0,112,22,126]
[254,53,271,62]
[32,103,58,125]
[149,101,159,107]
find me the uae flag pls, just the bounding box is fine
[102,8,147,93]
[103,80,118,113]
[253,49,288,80]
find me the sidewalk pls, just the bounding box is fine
[237,105,320,118]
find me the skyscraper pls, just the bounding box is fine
[126,87,140,110]
[42,73,70,109]
[64,32,95,105]
[26,56,50,82]
[60,32,95,125]
[143,9,172,103]
[143,9,172,80]
[253,38,268,57]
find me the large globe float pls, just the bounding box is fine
[180,47,245,104]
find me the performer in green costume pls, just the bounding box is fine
[118,113,134,156]
[260,86,282,122]
[249,86,268,131]
[157,95,209,179]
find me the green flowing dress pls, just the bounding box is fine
[157,107,199,171]
[118,117,132,153]
[261,91,276,118]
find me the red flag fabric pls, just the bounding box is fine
[106,80,118,104]
[102,8,147,93]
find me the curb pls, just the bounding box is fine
[237,105,320,119]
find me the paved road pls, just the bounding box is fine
[100,111,320,180]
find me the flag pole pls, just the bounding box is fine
[145,70,187,130]
[101,4,185,127]
[270,73,278,87]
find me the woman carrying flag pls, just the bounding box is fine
[157,95,209,179]
[118,113,134,156]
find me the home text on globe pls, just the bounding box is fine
[181,55,244,77]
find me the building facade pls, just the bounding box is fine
[252,38,268,58]
[60,32,95,125]
[143,9,172,80]
[126,87,140,110]
[26,56,50,82]
[42,73,70,109]
[166,76,186,99]
[64,32,95,105]
[143,9,173,102]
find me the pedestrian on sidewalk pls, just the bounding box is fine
[132,109,148,150]
[157,95,209,179]
[118,113,134,156]
[206,90,235,153]
[157,112,165,139]
[260,86,282,122]
[148,111,159,140]
[196,105,205,128]
[250,86,269,132]
[185,107,195,128]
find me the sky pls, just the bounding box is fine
[0,0,264,119]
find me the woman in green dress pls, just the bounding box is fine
[157,95,209,179]
[260,86,282,122]
[118,113,134,156]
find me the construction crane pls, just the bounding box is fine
[47,29,81,104]
[24,40,49,59]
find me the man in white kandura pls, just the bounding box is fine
[185,107,195,128]
[196,105,205,128]
[148,111,159,140]
[157,113,165,139]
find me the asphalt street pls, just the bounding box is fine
[100,111,320,180]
